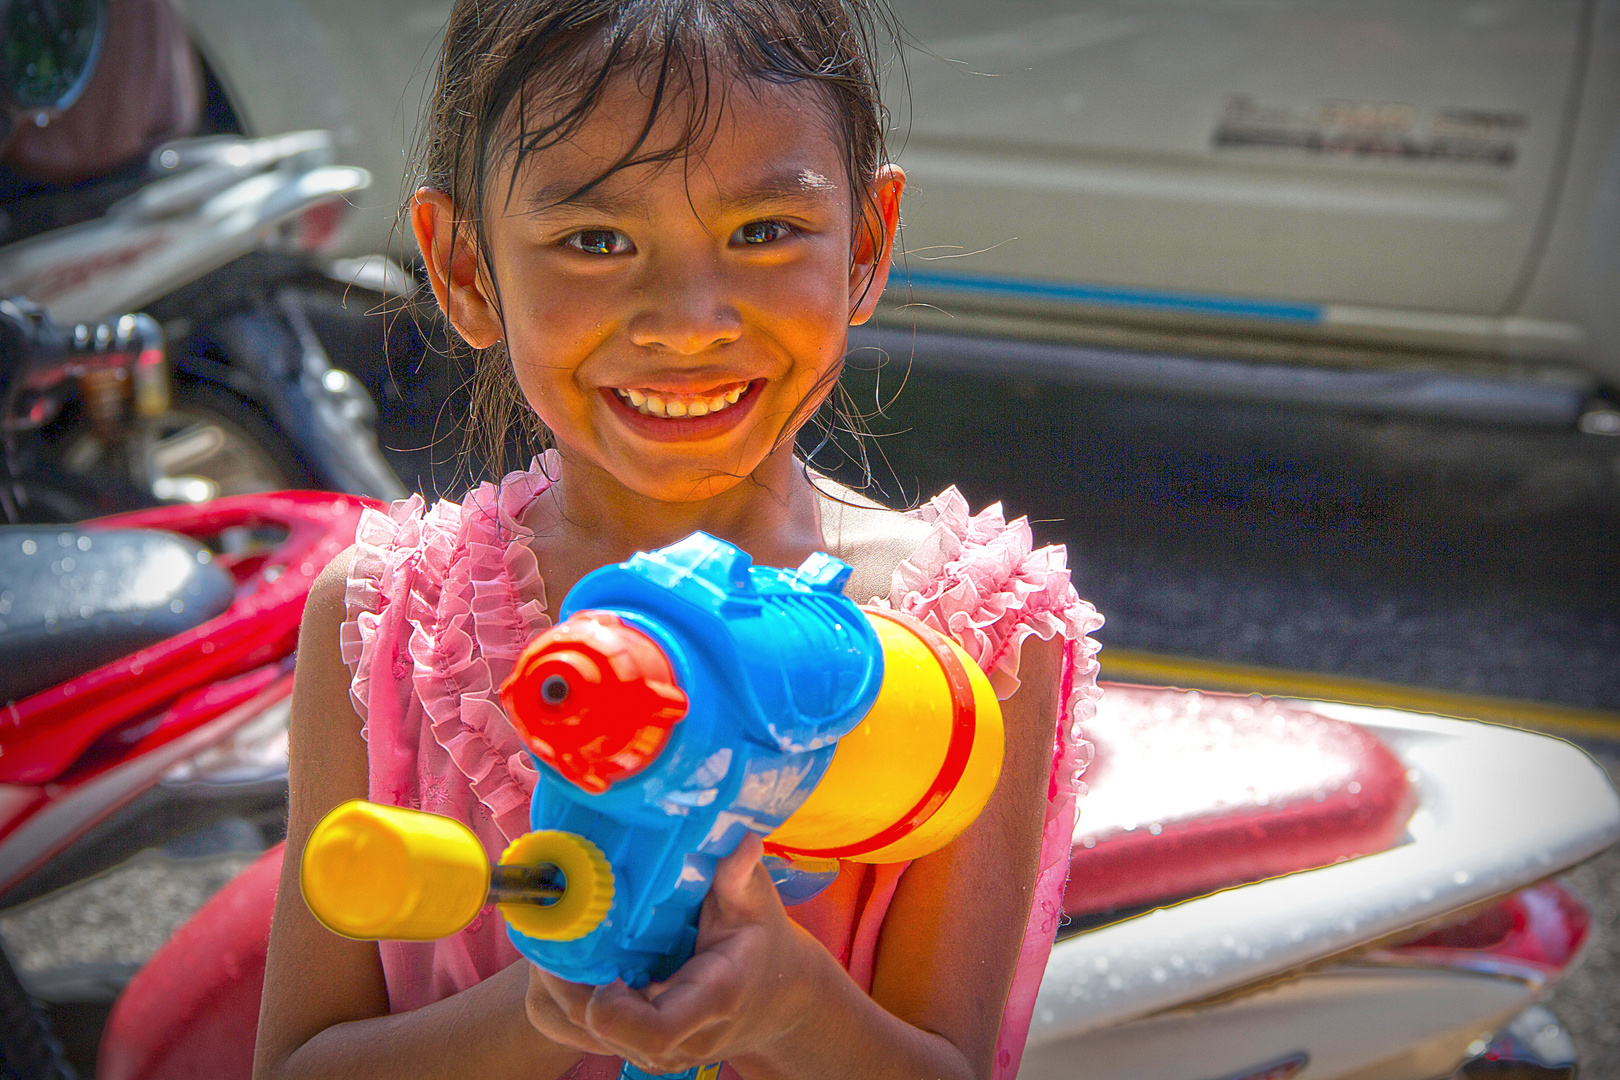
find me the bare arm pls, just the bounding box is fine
[252,550,585,1080]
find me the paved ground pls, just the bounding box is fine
[820,358,1620,711]
[5,348,1618,1076]
[1546,744,1620,1076]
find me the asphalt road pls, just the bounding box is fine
[819,355,1620,711]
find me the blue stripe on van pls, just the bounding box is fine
[898,269,1325,324]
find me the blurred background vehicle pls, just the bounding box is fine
[1,0,405,519]
[876,0,1620,414]
[0,491,364,1080]
[172,0,1620,418]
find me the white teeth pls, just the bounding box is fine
[615,384,750,419]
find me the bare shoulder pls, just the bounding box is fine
[301,544,356,649]
[288,545,366,811]
[811,476,934,604]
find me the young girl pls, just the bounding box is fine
[254,2,1102,1078]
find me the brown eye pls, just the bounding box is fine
[735,220,791,245]
[568,229,632,255]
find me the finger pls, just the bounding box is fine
[538,969,613,1030]
[526,970,626,1055]
[525,992,616,1054]
[585,954,740,1050]
[710,833,767,909]
[586,1007,729,1073]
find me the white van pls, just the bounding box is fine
[178,0,1620,420]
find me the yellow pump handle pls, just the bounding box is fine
[300,800,493,941]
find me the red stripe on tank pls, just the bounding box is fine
[777,607,978,861]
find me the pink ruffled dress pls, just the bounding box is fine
[340,459,1103,1079]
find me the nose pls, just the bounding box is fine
[627,263,743,355]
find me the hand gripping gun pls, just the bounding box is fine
[300,533,1004,1080]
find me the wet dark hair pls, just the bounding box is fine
[410,0,902,478]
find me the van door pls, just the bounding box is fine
[887,0,1588,320]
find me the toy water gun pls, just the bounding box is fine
[300,533,1003,1080]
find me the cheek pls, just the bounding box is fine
[750,245,855,341]
[501,290,614,408]
[504,327,598,434]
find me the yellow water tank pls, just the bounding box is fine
[766,609,1004,863]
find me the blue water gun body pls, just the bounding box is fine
[503,533,882,985]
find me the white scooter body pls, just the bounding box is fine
[0,130,371,325]
[1022,694,1620,1079]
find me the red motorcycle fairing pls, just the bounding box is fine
[1066,685,1417,922]
[0,491,373,897]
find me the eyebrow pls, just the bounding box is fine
[524,168,839,218]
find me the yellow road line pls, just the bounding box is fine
[1099,648,1620,743]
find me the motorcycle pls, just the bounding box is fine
[0,128,409,519]
[1019,688,1620,1079]
[0,490,371,1080]
[1,0,406,518]
[63,624,1619,1080]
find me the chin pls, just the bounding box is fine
[616,460,758,505]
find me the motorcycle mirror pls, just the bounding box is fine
[0,0,107,115]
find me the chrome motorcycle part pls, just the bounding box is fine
[131,380,312,502]
[1455,1005,1577,1079]
[1,303,169,523]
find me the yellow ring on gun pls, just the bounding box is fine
[499,830,614,941]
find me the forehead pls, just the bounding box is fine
[501,71,851,213]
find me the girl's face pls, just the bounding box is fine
[414,74,904,504]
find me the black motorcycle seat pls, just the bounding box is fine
[0,527,236,705]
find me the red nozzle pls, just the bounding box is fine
[500,611,688,794]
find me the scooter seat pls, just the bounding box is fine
[0,527,236,705]
[1066,684,1415,921]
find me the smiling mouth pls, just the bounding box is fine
[611,381,753,419]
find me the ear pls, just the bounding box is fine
[410,188,504,349]
[848,164,906,327]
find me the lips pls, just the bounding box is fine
[613,382,750,419]
[599,379,764,442]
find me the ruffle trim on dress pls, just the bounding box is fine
[341,493,428,735]
[347,469,1101,837]
[341,457,556,842]
[872,487,1104,816]
[408,460,555,841]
